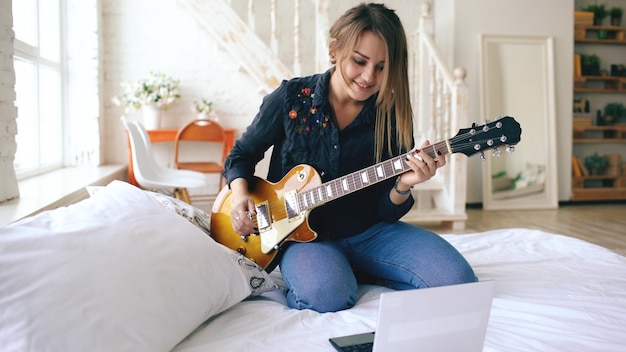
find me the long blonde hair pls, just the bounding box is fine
[329,3,413,162]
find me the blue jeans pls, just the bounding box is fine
[279,221,477,313]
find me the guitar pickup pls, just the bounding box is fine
[255,201,271,232]
[284,190,301,221]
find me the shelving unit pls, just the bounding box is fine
[574,25,626,44]
[573,125,626,142]
[574,76,626,93]
[572,175,626,200]
[572,21,626,201]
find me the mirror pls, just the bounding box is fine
[479,34,558,210]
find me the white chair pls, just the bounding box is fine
[121,117,209,204]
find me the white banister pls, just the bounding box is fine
[293,0,302,75]
[407,2,469,229]
[315,0,331,73]
[270,0,278,54]
[246,0,254,31]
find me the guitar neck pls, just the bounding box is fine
[296,140,451,212]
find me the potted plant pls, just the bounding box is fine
[604,102,626,125]
[584,4,608,26]
[610,7,623,26]
[584,153,608,175]
[580,54,601,76]
[192,98,214,120]
[112,71,181,111]
[112,71,181,129]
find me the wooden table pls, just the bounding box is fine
[127,128,236,186]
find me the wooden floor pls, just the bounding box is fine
[423,202,626,256]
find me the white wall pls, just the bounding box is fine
[102,0,264,167]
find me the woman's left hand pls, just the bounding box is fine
[397,140,446,189]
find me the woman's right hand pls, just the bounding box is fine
[228,178,258,236]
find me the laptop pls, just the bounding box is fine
[329,280,495,352]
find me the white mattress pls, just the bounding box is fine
[1,183,623,351]
[173,228,626,352]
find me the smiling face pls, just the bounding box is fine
[331,31,387,103]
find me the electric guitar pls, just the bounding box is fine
[210,116,521,271]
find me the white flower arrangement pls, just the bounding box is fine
[192,98,214,114]
[112,71,181,112]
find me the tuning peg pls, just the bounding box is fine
[500,135,508,143]
[483,120,491,131]
[506,145,515,153]
[492,148,501,157]
[480,151,486,161]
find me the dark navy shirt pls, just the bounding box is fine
[224,70,414,240]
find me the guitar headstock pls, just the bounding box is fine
[451,116,521,158]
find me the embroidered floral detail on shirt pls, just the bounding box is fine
[290,87,329,134]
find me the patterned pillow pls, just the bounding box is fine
[146,191,212,236]
[225,250,283,296]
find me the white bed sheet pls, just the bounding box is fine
[173,228,626,352]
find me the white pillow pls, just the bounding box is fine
[0,181,252,352]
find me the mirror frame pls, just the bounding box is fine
[479,34,558,210]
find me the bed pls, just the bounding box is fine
[1,180,625,351]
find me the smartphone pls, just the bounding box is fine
[328,331,375,352]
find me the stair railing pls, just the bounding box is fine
[408,3,469,228]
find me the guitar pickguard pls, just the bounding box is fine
[260,216,306,254]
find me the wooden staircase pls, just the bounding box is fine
[180,0,469,229]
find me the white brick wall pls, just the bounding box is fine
[0,0,19,202]
[101,0,425,171]
[102,0,266,167]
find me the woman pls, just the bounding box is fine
[223,3,477,313]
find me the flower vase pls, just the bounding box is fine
[208,111,219,123]
[142,105,162,130]
[197,112,209,120]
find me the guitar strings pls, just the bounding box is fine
[250,122,512,220]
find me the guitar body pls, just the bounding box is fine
[210,164,321,271]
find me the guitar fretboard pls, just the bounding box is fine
[296,140,451,211]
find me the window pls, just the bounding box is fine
[13,0,64,178]
[12,0,100,180]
